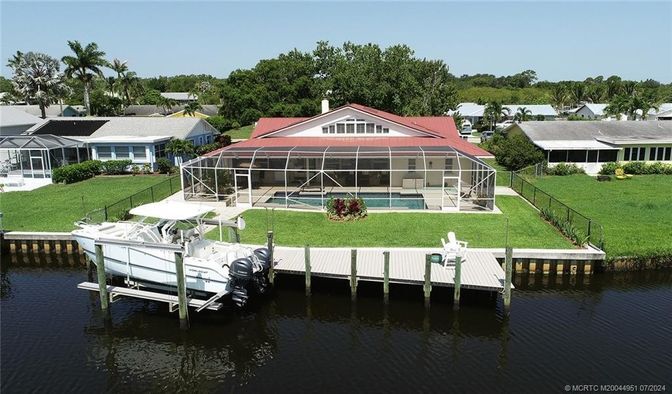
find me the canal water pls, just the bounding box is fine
[1,255,671,393]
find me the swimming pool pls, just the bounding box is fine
[265,192,426,209]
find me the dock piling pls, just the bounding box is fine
[423,254,432,302]
[453,254,462,310]
[504,246,513,314]
[304,245,311,294]
[267,231,275,285]
[94,244,109,311]
[350,249,357,299]
[383,251,390,301]
[174,251,189,328]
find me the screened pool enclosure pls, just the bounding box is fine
[181,146,496,212]
[0,135,88,180]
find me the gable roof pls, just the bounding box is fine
[25,118,108,136]
[88,117,215,139]
[449,102,557,117]
[0,106,43,128]
[577,103,608,116]
[251,103,453,139]
[5,104,79,117]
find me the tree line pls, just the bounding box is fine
[2,40,671,126]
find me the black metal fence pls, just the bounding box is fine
[86,176,179,223]
[510,171,605,250]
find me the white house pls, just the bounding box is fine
[506,121,672,174]
[448,102,557,128]
[85,117,218,168]
[160,92,198,104]
[181,101,496,212]
[0,107,43,135]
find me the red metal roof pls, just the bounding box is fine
[237,103,491,157]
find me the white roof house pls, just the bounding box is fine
[160,92,197,102]
[449,103,557,119]
[4,104,83,118]
[0,106,44,135]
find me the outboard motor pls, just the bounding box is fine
[252,248,272,294]
[229,257,253,307]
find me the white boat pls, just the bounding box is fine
[72,201,271,307]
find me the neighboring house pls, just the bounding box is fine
[572,103,608,119]
[85,117,219,168]
[506,121,672,174]
[160,92,197,104]
[5,104,83,118]
[124,104,219,118]
[181,101,496,212]
[654,109,672,121]
[647,103,672,120]
[448,102,557,127]
[0,106,43,135]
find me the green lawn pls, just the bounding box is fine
[530,174,672,257]
[208,196,573,249]
[224,125,254,140]
[482,158,511,186]
[1,175,172,232]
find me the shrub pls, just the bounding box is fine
[156,158,173,174]
[599,162,620,175]
[493,133,545,171]
[546,163,585,176]
[539,207,589,247]
[326,197,367,221]
[196,142,223,155]
[100,159,132,175]
[52,160,102,184]
[622,161,647,175]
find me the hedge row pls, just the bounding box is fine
[599,161,672,175]
[53,160,103,184]
[52,159,133,184]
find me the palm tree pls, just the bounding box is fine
[156,95,177,115]
[585,84,605,103]
[514,107,532,122]
[62,40,108,115]
[117,71,141,105]
[166,139,195,164]
[109,59,128,78]
[570,82,586,107]
[483,102,510,130]
[9,52,69,118]
[451,111,464,130]
[550,84,568,112]
[183,102,203,117]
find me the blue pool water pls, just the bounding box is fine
[266,192,426,209]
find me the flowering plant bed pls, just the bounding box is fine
[326,197,367,221]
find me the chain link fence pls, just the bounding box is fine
[511,171,605,250]
[84,176,180,223]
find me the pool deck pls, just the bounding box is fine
[270,245,508,292]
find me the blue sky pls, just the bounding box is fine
[1,1,671,82]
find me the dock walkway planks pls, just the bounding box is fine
[272,246,508,291]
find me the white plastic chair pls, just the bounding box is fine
[441,232,468,267]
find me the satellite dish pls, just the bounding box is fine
[237,216,246,231]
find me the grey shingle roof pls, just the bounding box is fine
[5,104,77,117]
[160,92,197,101]
[0,106,43,127]
[89,117,216,139]
[513,121,672,144]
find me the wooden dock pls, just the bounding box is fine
[271,246,508,292]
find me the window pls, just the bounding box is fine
[155,143,166,159]
[444,158,453,170]
[115,146,130,159]
[598,150,618,162]
[322,118,391,136]
[366,123,375,133]
[548,150,568,163]
[336,124,345,134]
[329,125,335,134]
[587,150,598,162]
[206,135,212,143]
[376,125,382,134]
[322,126,329,134]
[346,124,355,133]
[356,123,365,134]
[408,158,416,171]
[650,147,672,161]
[97,146,112,159]
[568,150,587,162]
[382,127,389,134]
[623,147,645,161]
[133,146,147,160]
